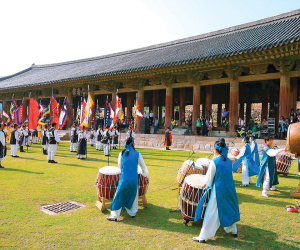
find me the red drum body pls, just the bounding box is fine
[276,155,292,175]
[138,165,150,197]
[180,174,211,223]
[95,166,120,199]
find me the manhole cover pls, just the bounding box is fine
[40,201,85,215]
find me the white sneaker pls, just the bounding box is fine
[262,194,269,198]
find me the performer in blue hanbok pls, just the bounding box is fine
[249,135,260,165]
[256,136,287,198]
[107,137,149,221]
[233,136,260,187]
[193,140,240,243]
[219,138,228,157]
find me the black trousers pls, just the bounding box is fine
[197,127,201,135]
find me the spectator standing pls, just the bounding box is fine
[149,110,154,125]
[154,117,159,134]
[208,116,213,136]
[175,109,179,126]
[202,117,208,136]
[162,110,166,126]
[181,111,185,125]
[143,111,148,118]
[187,116,192,135]
[196,117,201,135]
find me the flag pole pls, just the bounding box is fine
[119,97,121,150]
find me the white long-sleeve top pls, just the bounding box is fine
[48,129,60,142]
[250,142,255,153]
[203,159,217,187]
[112,130,120,136]
[0,131,6,146]
[117,151,149,178]
[126,130,136,139]
[236,145,246,159]
[266,148,285,157]
[79,131,89,140]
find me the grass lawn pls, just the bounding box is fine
[0,141,300,249]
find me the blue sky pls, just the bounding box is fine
[1,0,300,76]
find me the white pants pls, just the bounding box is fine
[242,162,251,185]
[112,144,117,147]
[78,154,84,159]
[96,141,102,150]
[48,144,57,161]
[104,144,110,156]
[90,139,94,145]
[262,165,276,195]
[43,144,48,150]
[32,137,38,144]
[70,142,77,152]
[110,189,139,218]
[199,186,237,241]
[10,144,18,156]
[0,149,4,161]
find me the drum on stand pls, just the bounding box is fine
[195,158,210,174]
[229,148,242,172]
[180,174,211,225]
[95,166,120,199]
[276,154,292,177]
[231,148,240,157]
[138,165,150,197]
[287,123,300,157]
[177,160,208,192]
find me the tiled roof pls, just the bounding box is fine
[1,9,300,90]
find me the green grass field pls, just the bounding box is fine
[0,142,300,249]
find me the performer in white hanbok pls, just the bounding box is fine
[112,126,120,149]
[102,125,112,156]
[193,140,240,243]
[18,124,28,152]
[107,137,149,221]
[10,124,20,157]
[232,136,260,187]
[89,126,97,146]
[126,126,135,140]
[0,123,6,168]
[96,125,104,151]
[250,135,260,165]
[47,122,60,163]
[42,124,49,155]
[32,126,41,144]
[77,126,88,159]
[70,123,79,152]
[256,136,287,198]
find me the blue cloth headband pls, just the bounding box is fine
[124,141,134,153]
[243,138,250,143]
[250,136,255,141]
[214,144,223,152]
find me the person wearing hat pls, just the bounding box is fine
[232,135,260,187]
[0,123,6,168]
[96,125,104,151]
[193,140,240,243]
[47,122,60,163]
[18,124,28,152]
[102,125,112,156]
[250,136,260,165]
[70,123,79,152]
[2,123,7,157]
[126,125,135,140]
[106,137,149,221]
[112,126,120,149]
[42,124,49,155]
[77,126,88,159]
[10,124,20,158]
[89,126,96,147]
[256,136,287,197]
[164,126,172,150]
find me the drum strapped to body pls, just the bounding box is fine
[180,174,211,225]
[276,154,292,177]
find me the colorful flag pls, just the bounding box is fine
[28,98,39,130]
[38,105,50,125]
[80,98,86,124]
[52,94,60,130]
[59,101,67,129]
[10,99,18,121]
[15,102,23,125]
[112,95,121,125]
[80,92,95,127]
[39,101,46,114]
[104,100,111,127]
[120,100,124,121]
[3,111,12,127]
[134,99,143,132]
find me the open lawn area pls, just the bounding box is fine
[1,141,300,249]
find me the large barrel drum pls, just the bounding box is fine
[287,123,300,156]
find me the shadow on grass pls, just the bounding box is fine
[1,168,44,174]
[63,163,99,169]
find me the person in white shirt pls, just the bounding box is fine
[102,125,112,156]
[96,125,104,151]
[77,126,89,159]
[149,110,154,125]
[18,124,28,152]
[143,111,148,119]
[42,124,49,155]
[0,123,6,168]
[235,117,244,132]
[126,126,136,140]
[47,122,60,163]
[162,110,166,126]
[89,126,97,146]
[112,126,120,149]
[32,126,41,144]
[10,124,20,157]
[70,124,79,152]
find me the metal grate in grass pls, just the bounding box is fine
[40,201,85,215]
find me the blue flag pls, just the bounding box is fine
[104,100,111,127]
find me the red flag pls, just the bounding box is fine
[52,94,60,130]
[28,98,39,130]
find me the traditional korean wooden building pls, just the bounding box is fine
[1,9,300,135]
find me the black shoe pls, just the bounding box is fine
[13,155,19,158]
[105,155,111,156]
[48,160,51,163]
[51,160,58,164]
[232,234,238,238]
[130,215,135,218]
[0,165,4,168]
[20,150,25,152]
[106,217,117,221]
[80,158,85,160]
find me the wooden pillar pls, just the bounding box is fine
[229,78,239,133]
[192,84,201,134]
[127,92,133,119]
[136,88,144,132]
[246,103,251,125]
[112,89,117,107]
[66,92,73,129]
[165,86,173,129]
[279,72,291,119]
[152,90,158,119]
[159,105,162,125]
[290,78,298,111]
[239,85,245,119]
[205,85,212,117]
[261,83,269,121]
[179,88,186,125]
[216,85,222,126]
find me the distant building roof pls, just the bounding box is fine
[1,9,300,90]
